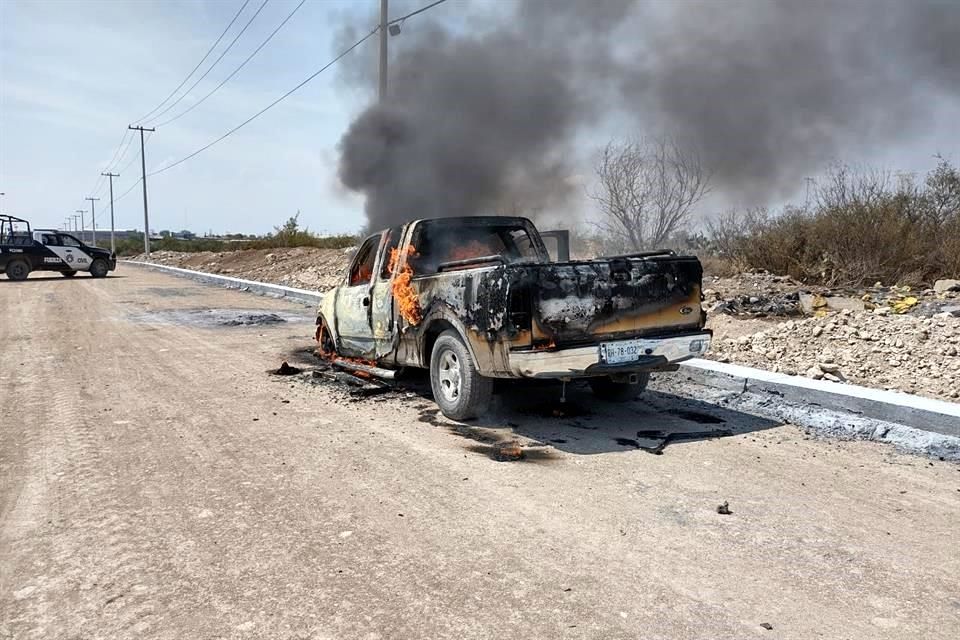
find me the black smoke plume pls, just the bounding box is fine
[338,0,960,229]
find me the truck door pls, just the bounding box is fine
[334,233,382,356]
[371,225,402,359]
[47,234,93,271]
[37,233,68,270]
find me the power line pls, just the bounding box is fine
[142,0,272,126]
[103,129,133,173]
[107,0,451,199]
[147,27,379,177]
[109,132,138,175]
[117,132,152,176]
[134,0,253,124]
[88,129,130,197]
[85,1,253,208]
[112,177,144,207]
[155,0,307,128]
[91,132,141,200]
[107,132,154,210]
[387,0,449,26]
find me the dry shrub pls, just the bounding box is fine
[709,160,960,286]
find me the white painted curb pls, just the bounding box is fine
[124,259,959,436]
[679,358,959,437]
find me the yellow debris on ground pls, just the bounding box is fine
[890,296,919,314]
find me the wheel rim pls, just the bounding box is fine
[11,264,25,278]
[437,349,462,403]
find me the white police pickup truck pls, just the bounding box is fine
[0,215,117,280]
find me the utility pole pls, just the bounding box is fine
[75,210,86,243]
[101,172,119,254]
[379,0,388,101]
[85,197,100,247]
[128,125,155,255]
[71,215,79,233]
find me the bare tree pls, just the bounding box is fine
[589,136,710,252]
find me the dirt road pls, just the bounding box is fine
[2,267,958,639]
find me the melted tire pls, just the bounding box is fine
[430,330,493,421]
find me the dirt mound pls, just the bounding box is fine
[132,247,354,292]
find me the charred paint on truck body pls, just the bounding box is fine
[318,216,709,418]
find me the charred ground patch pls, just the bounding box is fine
[464,443,560,463]
[130,308,311,328]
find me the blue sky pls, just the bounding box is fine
[0,0,416,236]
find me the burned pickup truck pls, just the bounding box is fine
[316,216,710,419]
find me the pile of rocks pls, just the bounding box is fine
[709,309,960,400]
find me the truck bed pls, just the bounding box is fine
[423,253,704,350]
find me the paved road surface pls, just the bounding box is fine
[2,267,958,639]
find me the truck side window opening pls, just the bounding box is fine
[410,221,541,274]
[60,235,81,247]
[349,236,379,286]
[42,234,59,246]
[379,226,403,279]
[508,229,539,260]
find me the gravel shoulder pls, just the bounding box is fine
[1,266,958,639]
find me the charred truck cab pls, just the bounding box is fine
[317,216,711,419]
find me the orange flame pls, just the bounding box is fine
[388,246,423,326]
[533,338,557,351]
[315,320,338,359]
[448,240,495,263]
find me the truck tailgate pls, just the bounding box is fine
[519,254,704,345]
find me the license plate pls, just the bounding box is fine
[600,339,651,365]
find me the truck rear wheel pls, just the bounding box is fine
[5,259,30,281]
[90,259,109,278]
[430,330,493,421]
[589,373,649,402]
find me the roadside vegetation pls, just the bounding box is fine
[115,213,356,257]
[707,159,960,286]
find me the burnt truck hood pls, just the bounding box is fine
[456,255,704,347]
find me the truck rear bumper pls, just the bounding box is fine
[508,332,712,379]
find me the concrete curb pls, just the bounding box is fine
[122,259,323,306]
[124,259,959,436]
[678,359,959,437]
